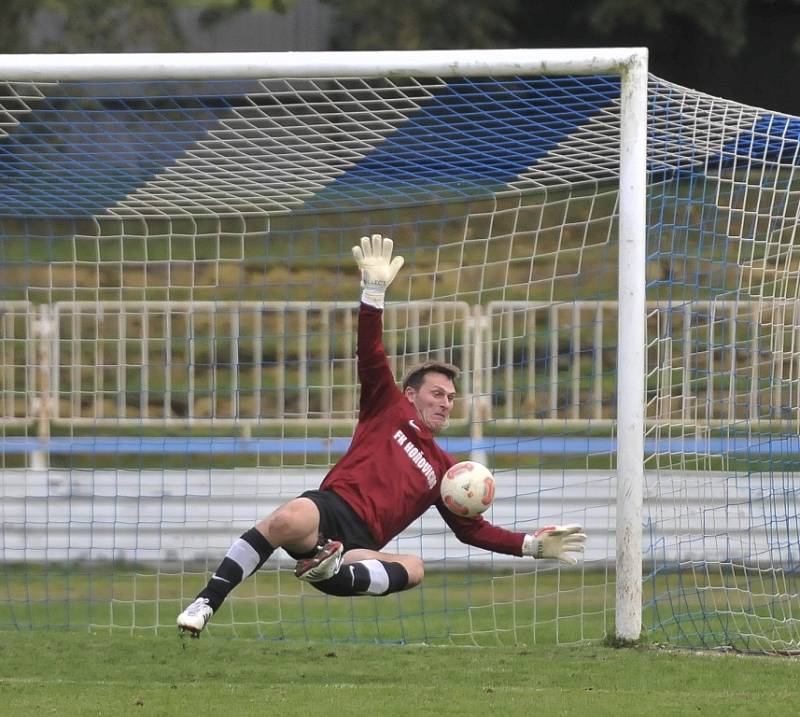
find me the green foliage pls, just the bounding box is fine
[584,0,749,55]
[320,0,795,58]
[0,1,38,53]
[322,0,518,51]
[0,0,295,53]
[176,0,292,7]
[22,0,186,52]
[182,0,295,29]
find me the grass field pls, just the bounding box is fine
[2,630,800,716]
[6,564,800,656]
[1,566,612,647]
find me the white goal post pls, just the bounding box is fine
[0,49,649,644]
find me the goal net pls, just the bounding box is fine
[0,50,797,652]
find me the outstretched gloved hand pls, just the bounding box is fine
[352,234,404,309]
[522,524,587,565]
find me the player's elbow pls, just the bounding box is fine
[453,528,479,548]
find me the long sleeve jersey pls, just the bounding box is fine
[320,303,526,555]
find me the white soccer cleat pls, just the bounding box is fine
[177,597,213,637]
[294,540,344,582]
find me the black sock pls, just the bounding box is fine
[198,528,275,611]
[311,559,409,597]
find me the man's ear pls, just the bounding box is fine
[403,386,416,403]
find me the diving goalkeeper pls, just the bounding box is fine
[177,235,586,636]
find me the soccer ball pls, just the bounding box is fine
[440,461,496,519]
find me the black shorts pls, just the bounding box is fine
[286,489,378,558]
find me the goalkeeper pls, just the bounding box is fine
[178,235,586,636]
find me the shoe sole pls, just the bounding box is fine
[295,542,343,579]
[178,624,203,639]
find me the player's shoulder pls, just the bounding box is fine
[390,397,421,429]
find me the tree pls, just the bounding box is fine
[0,0,293,53]
[0,1,40,53]
[579,0,750,56]
[189,0,293,29]
[321,0,517,51]
[319,0,784,57]
[43,0,185,53]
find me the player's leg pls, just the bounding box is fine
[258,496,324,551]
[306,549,423,597]
[177,497,322,636]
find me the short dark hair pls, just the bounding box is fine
[401,361,461,392]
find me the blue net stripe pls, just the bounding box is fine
[2,75,799,220]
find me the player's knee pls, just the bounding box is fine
[259,499,317,546]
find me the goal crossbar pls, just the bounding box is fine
[0,48,646,81]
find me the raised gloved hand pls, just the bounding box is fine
[522,524,586,565]
[351,234,404,309]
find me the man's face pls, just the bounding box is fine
[404,371,456,433]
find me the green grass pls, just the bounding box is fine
[1,566,612,647]
[2,631,799,716]
[3,566,800,714]
[5,564,799,653]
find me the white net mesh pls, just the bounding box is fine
[1,67,798,650]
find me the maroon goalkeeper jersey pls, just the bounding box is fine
[320,303,525,556]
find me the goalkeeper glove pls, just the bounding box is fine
[351,234,404,309]
[522,524,586,565]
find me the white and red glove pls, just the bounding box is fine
[351,234,404,309]
[522,524,586,565]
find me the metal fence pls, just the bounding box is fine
[2,298,798,430]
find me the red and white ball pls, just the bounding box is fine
[440,461,496,519]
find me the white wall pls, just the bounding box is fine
[3,468,795,567]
